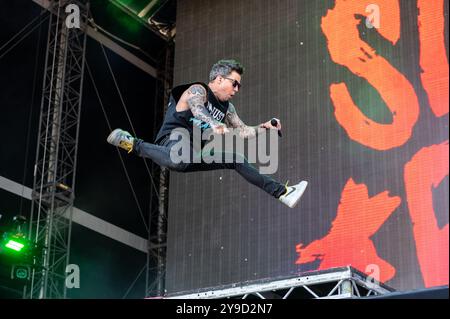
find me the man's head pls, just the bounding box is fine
[208,59,244,102]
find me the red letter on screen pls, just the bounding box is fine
[404,141,449,287]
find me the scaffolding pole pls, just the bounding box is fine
[145,39,174,297]
[26,0,89,299]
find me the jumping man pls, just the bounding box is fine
[107,59,308,208]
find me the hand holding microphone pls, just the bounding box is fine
[270,118,282,137]
[260,118,282,137]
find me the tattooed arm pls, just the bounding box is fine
[186,84,229,134]
[225,103,281,139]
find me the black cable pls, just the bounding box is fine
[122,263,146,299]
[88,18,158,65]
[0,9,46,52]
[100,43,161,202]
[0,11,49,60]
[85,60,150,233]
[19,8,45,217]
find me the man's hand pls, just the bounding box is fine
[224,104,281,139]
[260,118,282,131]
[212,122,230,135]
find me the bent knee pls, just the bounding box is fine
[168,162,189,172]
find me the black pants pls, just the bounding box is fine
[133,136,286,198]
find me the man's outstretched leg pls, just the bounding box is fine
[107,129,308,208]
[193,152,308,208]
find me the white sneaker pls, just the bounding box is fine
[279,181,308,208]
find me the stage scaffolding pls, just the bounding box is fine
[29,0,175,299]
[27,0,89,299]
[164,266,395,299]
[145,39,174,298]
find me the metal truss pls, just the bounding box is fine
[26,0,89,299]
[164,266,395,299]
[108,0,176,41]
[145,39,174,298]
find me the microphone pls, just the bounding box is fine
[271,118,282,137]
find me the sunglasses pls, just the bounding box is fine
[224,77,242,89]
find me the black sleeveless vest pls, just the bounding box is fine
[154,82,229,144]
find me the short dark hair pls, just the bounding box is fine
[209,59,244,82]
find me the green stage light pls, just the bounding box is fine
[0,215,33,259]
[1,233,29,255]
[107,1,142,34]
[5,239,25,252]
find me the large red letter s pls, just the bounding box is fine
[322,0,420,150]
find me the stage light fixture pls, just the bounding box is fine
[3,234,26,253]
[11,264,31,281]
[0,215,31,257]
